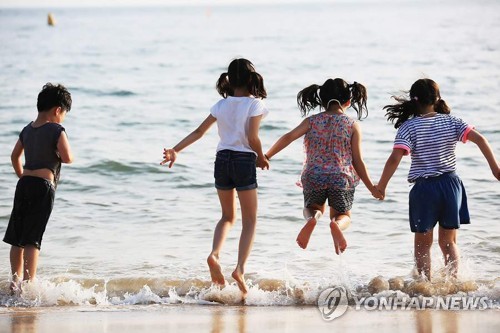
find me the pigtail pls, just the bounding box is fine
[297,84,322,117]
[216,72,233,98]
[384,95,419,129]
[218,58,267,99]
[434,99,451,114]
[349,81,368,120]
[249,72,267,99]
[385,78,451,128]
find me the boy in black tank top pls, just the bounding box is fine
[3,83,73,294]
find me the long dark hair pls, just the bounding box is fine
[296,78,368,119]
[384,78,451,129]
[215,58,267,99]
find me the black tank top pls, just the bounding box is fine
[20,122,65,183]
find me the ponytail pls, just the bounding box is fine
[349,81,368,120]
[385,78,451,128]
[297,84,322,117]
[297,79,368,119]
[434,98,451,115]
[249,72,267,99]
[216,72,233,98]
[384,96,419,129]
[216,58,267,99]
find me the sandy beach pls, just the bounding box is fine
[0,305,498,333]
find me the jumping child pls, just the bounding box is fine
[376,78,500,280]
[265,78,382,255]
[161,58,269,296]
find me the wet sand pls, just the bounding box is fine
[0,305,498,333]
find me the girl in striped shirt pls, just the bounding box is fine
[376,78,499,281]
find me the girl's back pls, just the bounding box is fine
[395,113,471,182]
[210,96,267,154]
[302,113,359,189]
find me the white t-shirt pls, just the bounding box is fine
[210,96,268,154]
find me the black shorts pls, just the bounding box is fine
[3,176,55,250]
[214,150,257,191]
[303,187,355,213]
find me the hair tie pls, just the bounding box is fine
[326,99,342,109]
[412,96,419,101]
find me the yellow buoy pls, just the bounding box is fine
[47,13,56,26]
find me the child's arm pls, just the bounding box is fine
[376,148,405,198]
[248,115,269,170]
[351,122,383,199]
[467,129,500,180]
[11,139,24,178]
[57,131,74,164]
[161,114,216,168]
[265,118,310,161]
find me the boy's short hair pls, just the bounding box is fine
[37,83,72,112]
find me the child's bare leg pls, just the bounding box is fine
[22,245,40,281]
[414,230,433,280]
[329,209,351,255]
[208,189,236,286]
[9,246,24,292]
[231,189,258,296]
[438,226,459,278]
[296,204,324,249]
[330,207,351,231]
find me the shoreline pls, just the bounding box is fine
[1,305,499,333]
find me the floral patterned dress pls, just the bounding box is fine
[299,113,360,192]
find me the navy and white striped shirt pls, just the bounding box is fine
[393,114,473,182]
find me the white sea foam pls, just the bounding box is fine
[0,274,498,309]
[0,1,499,312]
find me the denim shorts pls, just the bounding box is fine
[214,149,257,191]
[409,172,470,233]
[3,176,55,250]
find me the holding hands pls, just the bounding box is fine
[373,184,385,200]
[369,184,385,200]
[257,155,270,170]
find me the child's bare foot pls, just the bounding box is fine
[9,280,21,296]
[330,221,347,255]
[231,267,248,297]
[207,254,225,286]
[296,217,317,249]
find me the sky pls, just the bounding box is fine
[1,0,300,7]
[0,0,417,8]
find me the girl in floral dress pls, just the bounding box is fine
[265,78,382,254]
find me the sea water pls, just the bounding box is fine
[0,1,499,308]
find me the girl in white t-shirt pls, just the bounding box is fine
[161,58,269,297]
